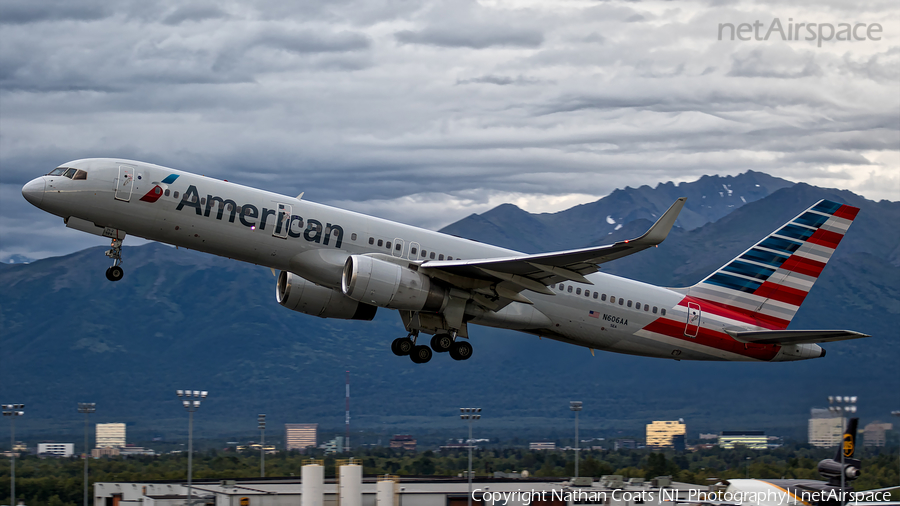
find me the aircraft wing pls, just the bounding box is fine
[419,198,685,303]
[725,329,870,345]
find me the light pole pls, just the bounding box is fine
[570,401,582,479]
[3,404,25,506]
[460,408,481,506]
[258,414,266,478]
[828,395,857,506]
[78,403,96,506]
[176,389,207,505]
[891,411,899,486]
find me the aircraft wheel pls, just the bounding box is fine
[430,333,453,353]
[410,345,432,364]
[450,341,473,361]
[392,337,413,356]
[106,266,124,282]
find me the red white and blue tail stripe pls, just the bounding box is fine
[687,199,859,329]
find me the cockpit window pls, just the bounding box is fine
[48,167,67,176]
[73,169,88,180]
[63,168,77,178]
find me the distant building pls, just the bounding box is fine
[96,423,126,448]
[92,447,120,458]
[808,409,843,447]
[119,446,156,457]
[614,439,637,450]
[699,433,718,440]
[718,431,767,449]
[862,422,893,447]
[390,435,417,451]
[529,442,556,450]
[672,434,686,452]
[323,436,344,454]
[646,420,686,449]
[285,423,317,452]
[38,443,74,457]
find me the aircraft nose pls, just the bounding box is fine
[22,177,45,207]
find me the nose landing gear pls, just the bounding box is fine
[105,239,124,282]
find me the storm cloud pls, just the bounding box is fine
[1,0,897,261]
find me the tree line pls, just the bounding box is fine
[1,444,897,506]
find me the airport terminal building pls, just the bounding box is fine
[95,463,707,506]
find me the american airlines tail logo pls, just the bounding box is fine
[139,174,179,203]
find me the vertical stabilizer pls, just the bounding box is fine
[688,199,859,329]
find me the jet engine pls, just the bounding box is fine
[277,271,376,320]
[342,255,447,311]
[817,458,860,481]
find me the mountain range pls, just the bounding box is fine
[1,172,897,445]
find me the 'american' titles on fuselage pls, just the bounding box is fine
[176,184,345,247]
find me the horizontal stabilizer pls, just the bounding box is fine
[725,329,869,345]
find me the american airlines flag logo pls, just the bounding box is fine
[589,310,600,318]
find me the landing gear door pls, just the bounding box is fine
[273,203,292,239]
[115,165,134,201]
[684,302,701,338]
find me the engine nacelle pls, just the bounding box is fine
[342,255,447,312]
[277,271,377,320]
[817,459,860,481]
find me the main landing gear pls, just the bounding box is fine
[105,238,124,282]
[392,330,473,363]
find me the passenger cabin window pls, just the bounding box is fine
[576,288,582,295]
[369,237,375,245]
[558,284,565,291]
[567,286,573,293]
[652,307,658,314]
[661,308,667,316]
[201,198,206,205]
[351,233,358,241]
[627,300,633,308]
[410,247,417,255]
[73,169,87,180]
[386,241,392,249]
[609,296,615,303]
[430,252,435,259]
[164,189,170,197]
[395,243,401,251]
[438,254,444,260]
[236,206,242,214]
[601,294,606,301]
[174,191,179,199]
[377,239,383,247]
[619,298,624,306]
[644,304,649,311]
[447,256,453,260]
[593,292,598,299]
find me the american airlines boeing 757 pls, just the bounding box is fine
[21,159,868,363]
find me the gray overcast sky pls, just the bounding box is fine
[1,0,898,261]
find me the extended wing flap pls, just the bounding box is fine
[725,329,869,345]
[420,197,686,292]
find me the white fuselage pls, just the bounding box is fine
[22,158,824,362]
